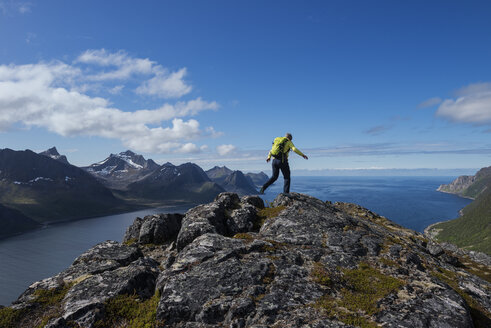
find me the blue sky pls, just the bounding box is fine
[1,0,490,174]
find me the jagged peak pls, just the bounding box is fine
[41,146,60,156]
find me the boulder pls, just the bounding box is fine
[63,257,159,326]
[124,213,184,245]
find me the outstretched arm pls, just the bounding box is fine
[291,146,308,160]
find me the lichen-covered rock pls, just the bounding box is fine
[62,257,159,326]
[4,192,490,328]
[124,213,184,245]
[225,204,258,234]
[140,213,184,244]
[13,241,143,306]
[123,216,143,243]
[176,192,262,251]
[240,195,265,209]
[427,241,444,257]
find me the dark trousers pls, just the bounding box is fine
[262,158,291,193]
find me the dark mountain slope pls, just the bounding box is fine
[0,148,125,223]
[39,147,70,165]
[205,166,233,183]
[206,166,259,195]
[245,171,269,186]
[0,203,41,239]
[127,162,224,204]
[84,150,160,190]
[221,170,258,195]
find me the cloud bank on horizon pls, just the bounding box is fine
[0,49,231,154]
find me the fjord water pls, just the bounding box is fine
[0,205,191,306]
[260,176,472,232]
[0,176,471,306]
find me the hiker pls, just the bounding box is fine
[259,133,308,194]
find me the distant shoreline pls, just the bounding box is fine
[436,189,475,200]
[425,189,475,237]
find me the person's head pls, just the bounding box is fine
[285,133,292,140]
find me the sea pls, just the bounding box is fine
[0,176,472,306]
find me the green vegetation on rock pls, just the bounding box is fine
[312,262,404,327]
[0,283,73,328]
[256,205,286,229]
[0,307,27,328]
[433,187,491,254]
[94,291,161,328]
[431,166,491,255]
[432,268,491,328]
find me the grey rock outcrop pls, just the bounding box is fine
[5,192,490,328]
[437,175,476,196]
[62,257,159,326]
[176,192,264,250]
[124,213,184,245]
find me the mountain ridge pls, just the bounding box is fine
[0,148,258,240]
[83,150,160,190]
[205,165,268,195]
[2,192,489,327]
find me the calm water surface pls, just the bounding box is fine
[0,176,471,306]
[0,205,191,306]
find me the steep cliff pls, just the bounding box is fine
[431,166,491,254]
[2,193,490,328]
[437,166,491,199]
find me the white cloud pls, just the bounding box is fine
[76,49,155,80]
[0,53,221,154]
[417,97,442,109]
[136,68,192,98]
[76,49,192,99]
[108,85,124,94]
[18,2,30,13]
[216,144,236,156]
[0,1,31,15]
[436,82,491,125]
[176,143,200,154]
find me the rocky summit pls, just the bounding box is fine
[2,193,490,328]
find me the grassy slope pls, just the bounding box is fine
[434,178,491,254]
[461,173,491,199]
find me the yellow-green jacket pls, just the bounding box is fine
[267,137,305,160]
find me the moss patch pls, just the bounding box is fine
[311,262,331,286]
[340,262,404,315]
[262,263,276,284]
[123,238,138,246]
[32,284,72,306]
[255,205,286,229]
[313,262,403,327]
[457,255,491,283]
[0,307,27,328]
[432,268,491,328]
[0,283,74,328]
[379,257,399,267]
[94,291,161,328]
[233,233,255,242]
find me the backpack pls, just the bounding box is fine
[270,137,289,160]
